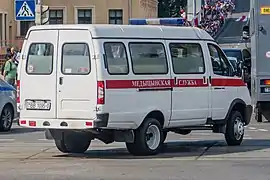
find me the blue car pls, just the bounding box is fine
[0,78,18,131]
[222,48,251,63]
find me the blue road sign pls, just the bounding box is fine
[15,0,36,21]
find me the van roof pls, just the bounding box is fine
[27,24,214,41]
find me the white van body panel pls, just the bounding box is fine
[18,24,252,131]
[19,27,97,126]
[166,40,211,127]
[56,30,97,119]
[19,30,58,119]
[99,39,172,129]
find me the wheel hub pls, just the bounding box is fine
[234,117,244,140]
[145,124,161,150]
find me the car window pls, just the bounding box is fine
[222,49,242,62]
[61,43,90,75]
[104,42,129,75]
[26,43,53,74]
[129,42,168,74]
[208,44,234,77]
[169,43,205,74]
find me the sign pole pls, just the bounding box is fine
[35,0,41,25]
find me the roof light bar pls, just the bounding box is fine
[129,18,185,26]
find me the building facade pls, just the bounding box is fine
[0,0,158,53]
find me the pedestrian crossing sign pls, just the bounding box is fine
[15,0,36,21]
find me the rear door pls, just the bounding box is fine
[20,30,57,119]
[57,30,97,119]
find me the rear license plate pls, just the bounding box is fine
[25,100,51,110]
[265,87,270,93]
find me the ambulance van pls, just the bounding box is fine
[17,24,252,156]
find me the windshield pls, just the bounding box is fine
[223,49,242,62]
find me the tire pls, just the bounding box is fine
[225,111,244,146]
[126,118,163,156]
[161,131,168,143]
[55,139,70,153]
[255,108,262,123]
[0,105,13,132]
[55,131,91,153]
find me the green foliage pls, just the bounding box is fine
[158,0,187,18]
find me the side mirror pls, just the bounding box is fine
[242,25,250,40]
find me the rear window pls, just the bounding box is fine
[26,43,53,74]
[61,43,90,75]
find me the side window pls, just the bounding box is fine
[62,43,90,75]
[169,43,205,74]
[104,42,129,75]
[208,44,233,77]
[26,43,53,74]
[129,42,168,74]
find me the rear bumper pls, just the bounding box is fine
[18,113,109,129]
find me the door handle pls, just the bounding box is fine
[59,77,63,85]
[203,76,207,84]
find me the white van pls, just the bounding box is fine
[17,24,252,156]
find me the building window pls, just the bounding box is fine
[77,9,92,24]
[49,9,63,24]
[109,10,123,24]
[20,21,33,36]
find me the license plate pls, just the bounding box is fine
[25,100,51,110]
[265,87,270,93]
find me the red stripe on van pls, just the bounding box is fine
[175,79,208,87]
[212,78,246,86]
[106,79,172,89]
[105,78,246,89]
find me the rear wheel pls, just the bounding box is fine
[55,131,91,153]
[161,131,168,143]
[255,107,263,123]
[225,111,244,146]
[126,118,163,156]
[0,105,13,132]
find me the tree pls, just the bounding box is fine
[158,0,187,18]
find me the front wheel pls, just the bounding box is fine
[55,131,91,153]
[255,107,263,123]
[225,111,244,146]
[0,105,13,132]
[126,118,163,156]
[161,131,168,143]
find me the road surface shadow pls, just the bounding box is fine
[53,139,270,160]
[0,127,44,135]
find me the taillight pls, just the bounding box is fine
[264,80,270,85]
[16,80,20,103]
[97,81,105,104]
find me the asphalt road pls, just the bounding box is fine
[1,116,270,180]
[1,1,264,179]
